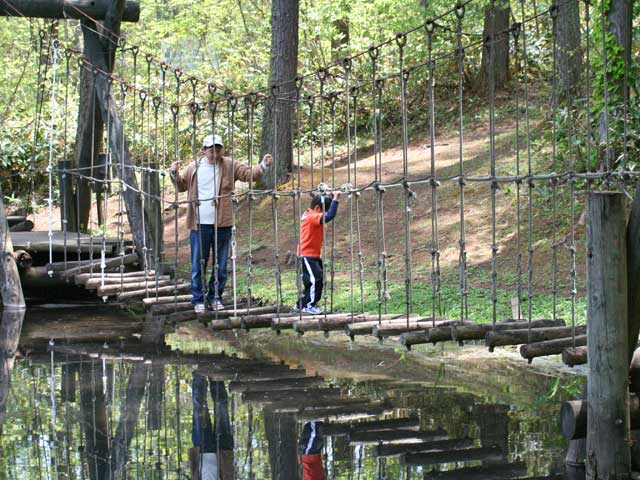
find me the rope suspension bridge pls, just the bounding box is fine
[1,0,639,476]
[0,0,636,362]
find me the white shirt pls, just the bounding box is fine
[196,157,219,225]
[200,453,219,480]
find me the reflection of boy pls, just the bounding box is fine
[189,373,234,480]
[296,193,340,314]
[298,421,325,480]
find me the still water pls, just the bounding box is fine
[1,307,584,479]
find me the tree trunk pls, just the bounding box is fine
[475,0,510,92]
[74,65,104,233]
[263,408,298,479]
[331,17,349,61]
[0,182,24,308]
[608,0,632,97]
[0,309,25,435]
[556,0,582,96]
[259,0,299,188]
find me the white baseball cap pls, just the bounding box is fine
[203,134,223,148]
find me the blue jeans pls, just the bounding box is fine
[190,225,232,305]
[191,373,234,452]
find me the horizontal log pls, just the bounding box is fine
[401,446,505,466]
[322,417,420,437]
[7,215,26,226]
[9,220,34,232]
[374,438,473,457]
[150,297,253,315]
[520,335,587,362]
[144,294,193,307]
[97,278,172,296]
[241,387,342,404]
[117,282,190,302]
[562,346,588,367]
[166,305,287,324]
[75,270,153,285]
[13,250,33,269]
[228,376,324,393]
[560,395,640,440]
[485,325,586,351]
[293,314,368,334]
[399,321,475,350]
[87,275,169,289]
[0,0,140,22]
[349,427,447,445]
[62,253,139,277]
[451,319,566,343]
[372,318,451,339]
[294,401,391,421]
[428,462,528,480]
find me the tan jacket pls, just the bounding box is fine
[172,156,266,230]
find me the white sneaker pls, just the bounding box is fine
[194,304,205,314]
[293,305,301,312]
[303,306,323,315]
[210,299,224,311]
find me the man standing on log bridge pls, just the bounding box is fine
[171,134,272,313]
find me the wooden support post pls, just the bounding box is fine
[0,308,26,430]
[57,160,77,232]
[143,162,162,264]
[0,1,140,21]
[80,3,156,266]
[0,183,24,308]
[560,395,640,440]
[585,192,631,478]
[94,153,108,227]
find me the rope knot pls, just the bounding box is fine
[118,37,127,50]
[170,103,179,116]
[295,76,304,91]
[511,22,522,39]
[368,45,380,60]
[395,32,407,48]
[454,3,466,18]
[375,78,385,92]
[457,176,466,187]
[152,96,161,110]
[174,68,183,81]
[160,61,168,73]
[549,3,559,18]
[189,101,200,115]
[425,20,436,35]
[145,52,154,65]
[342,56,352,72]
[139,89,147,102]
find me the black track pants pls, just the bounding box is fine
[298,256,323,309]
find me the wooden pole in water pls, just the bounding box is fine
[586,192,631,478]
[0,183,24,308]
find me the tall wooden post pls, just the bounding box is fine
[0,183,24,308]
[586,192,631,478]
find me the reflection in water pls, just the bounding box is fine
[0,308,574,479]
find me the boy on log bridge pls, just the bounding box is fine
[171,134,272,313]
[295,189,341,314]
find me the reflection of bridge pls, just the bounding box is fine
[1,308,574,479]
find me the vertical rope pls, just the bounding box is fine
[426,21,442,325]
[397,33,413,324]
[487,0,499,326]
[455,4,469,324]
[512,22,523,322]
[352,86,365,313]
[519,0,535,335]
[46,40,60,277]
[343,57,355,318]
[228,93,239,317]
[550,3,560,322]
[244,93,256,317]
